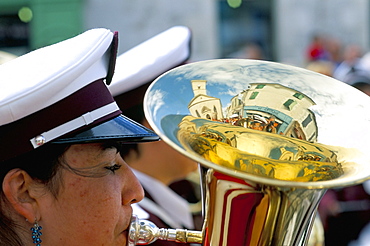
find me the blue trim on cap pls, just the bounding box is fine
[52,115,159,144]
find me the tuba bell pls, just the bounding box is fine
[128,59,370,246]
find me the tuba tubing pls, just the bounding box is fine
[128,167,325,246]
[128,214,203,245]
[128,59,370,246]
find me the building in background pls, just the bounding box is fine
[0,0,369,66]
[0,0,83,56]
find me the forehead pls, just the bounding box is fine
[68,143,104,151]
[64,143,117,162]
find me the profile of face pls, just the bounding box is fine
[5,143,144,245]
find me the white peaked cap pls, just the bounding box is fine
[0,28,113,125]
[109,26,191,96]
[0,51,17,65]
[0,28,158,163]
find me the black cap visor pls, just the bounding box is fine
[52,115,159,144]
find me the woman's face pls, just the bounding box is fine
[37,143,144,245]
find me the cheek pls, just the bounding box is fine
[62,177,123,222]
[41,177,126,244]
[61,175,118,208]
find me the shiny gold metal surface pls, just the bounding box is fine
[177,115,343,182]
[128,215,203,245]
[129,59,370,246]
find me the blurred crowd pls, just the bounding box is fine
[305,34,370,90]
[304,34,370,246]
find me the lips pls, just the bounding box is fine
[122,219,131,234]
[123,213,135,231]
[125,214,139,246]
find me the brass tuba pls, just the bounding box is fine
[128,59,370,246]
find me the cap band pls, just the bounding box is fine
[0,79,121,162]
[30,102,120,148]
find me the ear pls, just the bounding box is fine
[2,169,39,221]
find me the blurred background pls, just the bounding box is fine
[1,1,370,246]
[1,0,369,67]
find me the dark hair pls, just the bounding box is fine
[352,82,370,91]
[0,144,69,245]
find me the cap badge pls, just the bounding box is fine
[34,135,46,146]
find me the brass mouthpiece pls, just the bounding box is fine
[128,215,203,245]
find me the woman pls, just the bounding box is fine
[0,28,158,245]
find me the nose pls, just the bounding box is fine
[122,163,145,205]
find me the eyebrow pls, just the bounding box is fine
[60,143,120,177]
